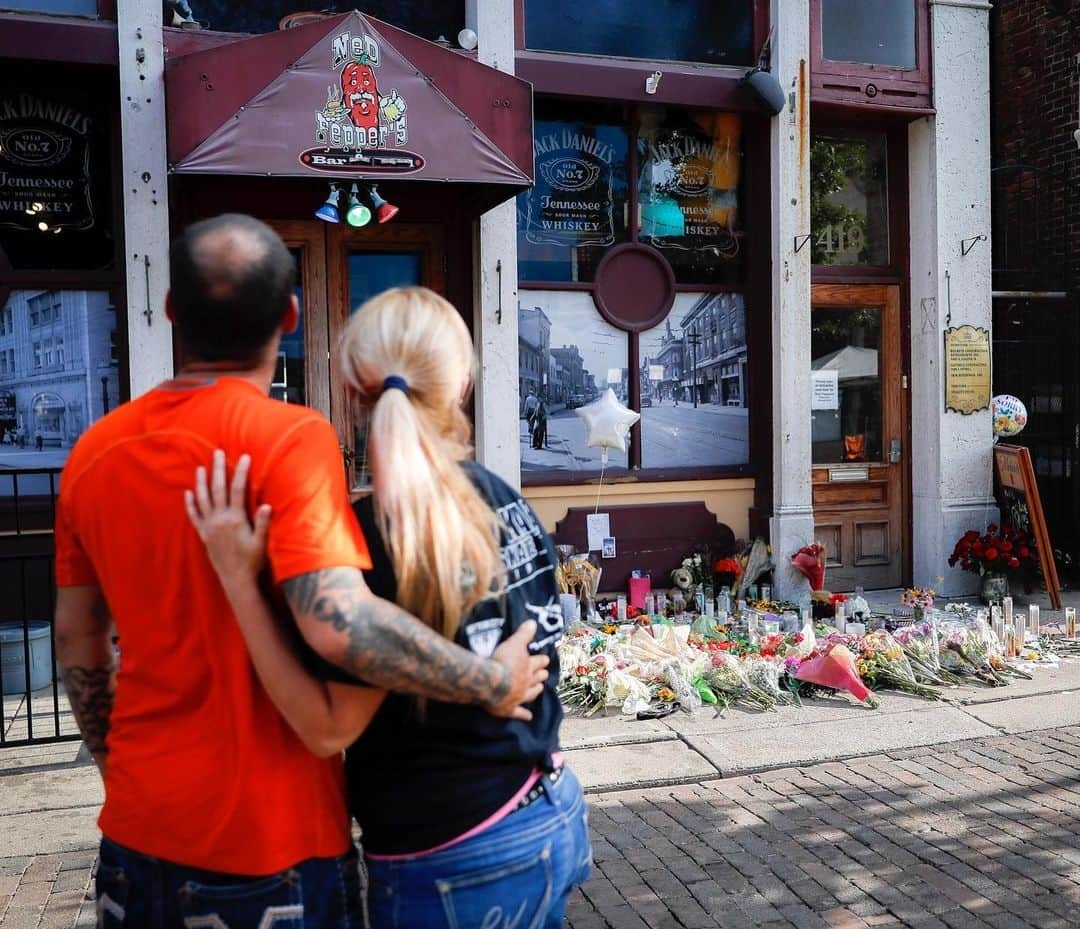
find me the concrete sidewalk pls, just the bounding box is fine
[2,651,1079,926]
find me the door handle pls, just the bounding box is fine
[889,439,902,464]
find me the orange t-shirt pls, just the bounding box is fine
[54,376,372,875]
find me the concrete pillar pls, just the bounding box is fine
[117,0,173,397]
[768,0,815,603]
[467,0,522,489]
[909,1,995,596]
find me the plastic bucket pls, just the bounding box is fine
[0,622,53,695]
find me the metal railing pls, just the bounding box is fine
[0,468,80,747]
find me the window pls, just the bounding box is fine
[811,130,889,267]
[822,0,916,69]
[0,1,97,13]
[810,0,931,109]
[0,308,12,337]
[190,1,464,38]
[30,312,39,328]
[517,102,630,283]
[519,292,629,476]
[638,109,743,284]
[518,99,752,481]
[1,290,119,464]
[524,0,756,67]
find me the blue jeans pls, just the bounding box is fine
[366,766,592,929]
[94,836,363,929]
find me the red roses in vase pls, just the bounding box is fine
[948,524,1037,577]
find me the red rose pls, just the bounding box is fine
[1009,557,1020,569]
[1000,541,1013,553]
[1019,546,1030,558]
[987,523,998,533]
[964,530,980,542]
[985,547,999,561]
[972,543,985,556]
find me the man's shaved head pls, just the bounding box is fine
[169,214,295,363]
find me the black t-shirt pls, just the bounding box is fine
[336,461,564,855]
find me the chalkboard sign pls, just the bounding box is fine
[994,444,1061,609]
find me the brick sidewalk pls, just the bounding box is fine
[0,853,95,929]
[568,726,1080,929]
[4,728,1080,928]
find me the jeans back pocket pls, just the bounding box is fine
[179,870,304,929]
[436,844,553,929]
[96,863,131,928]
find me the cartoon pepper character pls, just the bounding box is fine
[341,58,380,142]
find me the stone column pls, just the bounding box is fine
[908,0,995,596]
[117,0,174,396]
[768,0,815,603]
[467,0,522,489]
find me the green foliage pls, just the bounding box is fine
[810,138,871,265]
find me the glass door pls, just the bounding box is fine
[810,283,907,590]
[327,223,446,489]
[269,221,446,489]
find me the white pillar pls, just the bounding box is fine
[909,1,995,595]
[467,0,522,489]
[117,0,173,397]
[768,0,815,602]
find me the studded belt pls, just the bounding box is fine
[511,765,565,814]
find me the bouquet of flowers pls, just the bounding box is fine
[937,617,1010,686]
[892,621,961,686]
[901,586,936,612]
[713,556,741,591]
[854,630,944,700]
[794,643,878,707]
[948,524,1038,577]
[557,654,611,715]
[791,543,827,591]
[702,652,780,712]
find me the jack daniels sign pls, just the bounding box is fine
[0,71,113,270]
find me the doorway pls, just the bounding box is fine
[271,220,445,489]
[810,283,908,590]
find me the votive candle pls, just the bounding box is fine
[1003,596,1013,624]
[1014,612,1027,652]
[1066,607,1077,639]
[1029,604,1040,638]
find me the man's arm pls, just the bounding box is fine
[283,567,546,718]
[55,585,115,773]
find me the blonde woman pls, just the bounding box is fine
[186,287,591,929]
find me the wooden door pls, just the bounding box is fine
[810,284,907,590]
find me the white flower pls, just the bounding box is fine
[693,554,702,565]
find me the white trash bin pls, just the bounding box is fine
[0,622,53,695]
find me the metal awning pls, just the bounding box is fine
[165,12,532,194]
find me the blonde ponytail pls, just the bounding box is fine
[340,287,503,638]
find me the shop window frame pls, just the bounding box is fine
[513,0,772,112]
[519,98,769,487]
[810,113,910,286]
[0,62,129,415]
[809,0,933,111]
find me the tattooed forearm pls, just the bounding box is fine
[284,568,509,705]
[61,665,115,756]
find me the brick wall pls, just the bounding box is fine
[991,0,1080,291]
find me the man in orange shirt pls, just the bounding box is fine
[53,214,547,928]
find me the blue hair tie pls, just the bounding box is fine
[382,375,410,396]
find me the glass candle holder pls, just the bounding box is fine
[1002,596,1013,624]
[1028,604,1040,639]
[1066,607,1077,640]
[1014,612,1027,652]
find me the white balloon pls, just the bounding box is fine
[575,389,640,456]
